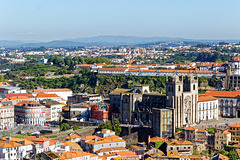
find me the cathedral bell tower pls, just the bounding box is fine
[166,74,198,128]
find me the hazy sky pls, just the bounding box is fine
[0,0,240,41]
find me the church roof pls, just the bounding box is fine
[110,88,133,95]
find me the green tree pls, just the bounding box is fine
[73,126,79,130]
[112,118,122,136]
[60,123,70,131]
[228,150,239,160]
[155,141,164,149]
[218,150,228,157]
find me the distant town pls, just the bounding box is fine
[0,41,240,159]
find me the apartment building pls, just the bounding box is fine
[228,123,240,143]
[214,129,231,150]
[0,136,35,160]
[14,101,46,125]
[31,88,72,101]
[166,139,194,155]
[198,95,218,121]
[0,104,14,130]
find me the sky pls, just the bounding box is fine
[0,0,240,41]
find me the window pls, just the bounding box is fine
[178,86,180,91]
[193,85,195,90]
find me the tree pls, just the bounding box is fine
[60,123,70,131]
[218,150,229,157]
[98,118,122,136]
[228,150,239,160]
[112,118,122,136]
[73,126,79,130]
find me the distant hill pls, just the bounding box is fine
[0,36,240,48]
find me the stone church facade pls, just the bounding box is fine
[109,74,199,129]
[166,74,199,129]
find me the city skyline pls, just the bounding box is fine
[0,0,240,41]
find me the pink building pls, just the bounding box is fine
[14,100,45,125]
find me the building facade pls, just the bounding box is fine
[166,74,199,128]
[214,129,231,150]
[14,101,46,125]
[0,104,14,130]
[152,108,174,138]
[198,95,219,121]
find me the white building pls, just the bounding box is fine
[81,129,126,153]
[0,136,35,160]
[0,104,14,130]
[35,92,62,103]
[14,101,46,126]
[229,57,240,75]
[0,82,26,98]
[40,99,62,122]
[205,90,239,117]
[198,95,219,121]
[38,57,48,64]
[31,88,73,101]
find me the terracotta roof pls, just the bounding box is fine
[0,82,11,86]
[96,147,128,153]
[65,134,80,140]
[196,129,207,133]
[185,127,197,131]
[36,93,60,98]
[205,90,240,98]
[116,151,137,157]
[49,140,58,146]
[15,100,40,106]
[150,136,165,143]
[167,150,179,158]
[0,141,22,148]
[198,95,218,102]
[167,139,193,145]
[81,135,99,141]
[190,155,201,159]
[223,130,231,135]
[56,151,97,159]
[5,93,29,98]
[229,123,240,128]
[133,145,145,149]
[8,96,29,100]
[233,57,240,61]
[24,135,50,142]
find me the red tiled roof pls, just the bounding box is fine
[229,123,240,128]
[198,95,218,102]
[205,90,240,98]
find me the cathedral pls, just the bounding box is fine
[166,74,199,129]
[109,74,199,130]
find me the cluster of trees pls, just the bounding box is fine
[10,66,221,94]
[219,144,239,160]
[48,56,111,69]
[60,123,70,131]
[195,52,230,62]
[11,64,64,77]
[98,118,122,136]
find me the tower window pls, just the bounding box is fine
[193,85,195,90]
[178,86,180,91]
